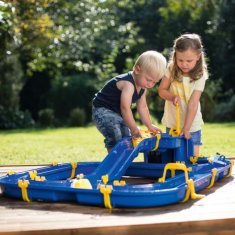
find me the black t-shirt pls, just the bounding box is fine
[93,72,145,115]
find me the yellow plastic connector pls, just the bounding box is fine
[169,103,181,137]
[51,161,58,166]
[207,168,217,188]
[190,154,204,164]
[113,180,126,186]
[35,176,46,181]
[69,162,77,179]
[102,174,109,184]
[132,130,154,148]
[76,173,84,179]
[28,170,45,181]
[226,160,234,177]
[152,133,161,151]
[29,170,37,180]
[100,185,113,209]
[7,170,15,175]
[182,179,205,202]
[18,179,30,202]
[71,179,92,189]
[158,163,190,183]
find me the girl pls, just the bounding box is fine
[159,33,208,155]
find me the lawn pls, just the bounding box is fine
[0,123,234,165]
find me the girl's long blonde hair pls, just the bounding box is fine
[169,33,208,81]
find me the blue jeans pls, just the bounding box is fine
[166,128,202,145]
[92,107,130,148]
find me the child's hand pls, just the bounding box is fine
[131,127,142,139]
[148,124,162,135]
[180,129,191,139]
[172,95,181,106]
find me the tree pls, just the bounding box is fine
[0,1,22,109]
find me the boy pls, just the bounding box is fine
[92,50,166,152]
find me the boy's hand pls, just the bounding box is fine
[148,124,162,135]
[131,127,142,139]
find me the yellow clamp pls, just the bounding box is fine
[152,133,161,151]
[51,161,58,166]
[18,179,30,202]
[113,180,126,186]
[190,154,204,164]
[71,179,92,189]
[102,174,109,184]
[158,163,192,183]
[69,162,77,179]
[29,170,37,180]
[35,176,46,181]
[7,170,15,175]
[100,185,113,209]
[132,130,154,148]
[226,160,234,178]
[169,103,181,137]
[76,173,84,179]
[207,168,217,188]
[182,179,205,202]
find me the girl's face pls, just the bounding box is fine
[176,49,200,75]
[134,66,160,89]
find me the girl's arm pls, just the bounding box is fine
[137,91,162,134]
[158,76,180,105]
[120,81,141,138]
[182,90,202,139]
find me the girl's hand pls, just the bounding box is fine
[172,95,181,106]
[180,128,191,139]
[148,124,162,135]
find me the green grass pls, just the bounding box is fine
[0,123,234,165]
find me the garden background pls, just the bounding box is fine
[0,0,234,164]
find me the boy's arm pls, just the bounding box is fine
[136,90,152,128]
[158,76,180,105]
[181,90,202,139]
[137,91,162,134]
[120,82,141,138]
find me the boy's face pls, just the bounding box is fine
[134,66,161,89]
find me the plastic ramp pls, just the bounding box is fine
[85,134,158,186]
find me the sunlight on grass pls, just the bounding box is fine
[0,123,234,165]
[0,127,107,165]
[201,123,235,157]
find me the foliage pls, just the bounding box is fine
[201,79,223,122]
[0,105,34,130]
[69,108,86,127]
[1,0,235,128]
[38,108,55,127]
[212,95,235,122]
[210,0,235,95]
[49,73,96,123]
[0,1,23,109]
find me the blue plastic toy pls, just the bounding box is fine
[0,131,233,208]
[0,106,233,208]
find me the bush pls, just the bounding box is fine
[49,73,96,124]
[212,95,235,122]
[0,105,35,129]
[69,108,86,127]
[38,108,55,127]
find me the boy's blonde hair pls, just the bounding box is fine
[169,33,208,81]
[133,50,167,80]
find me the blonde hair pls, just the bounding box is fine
[133,50,167,80]
[169,33,208,81]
